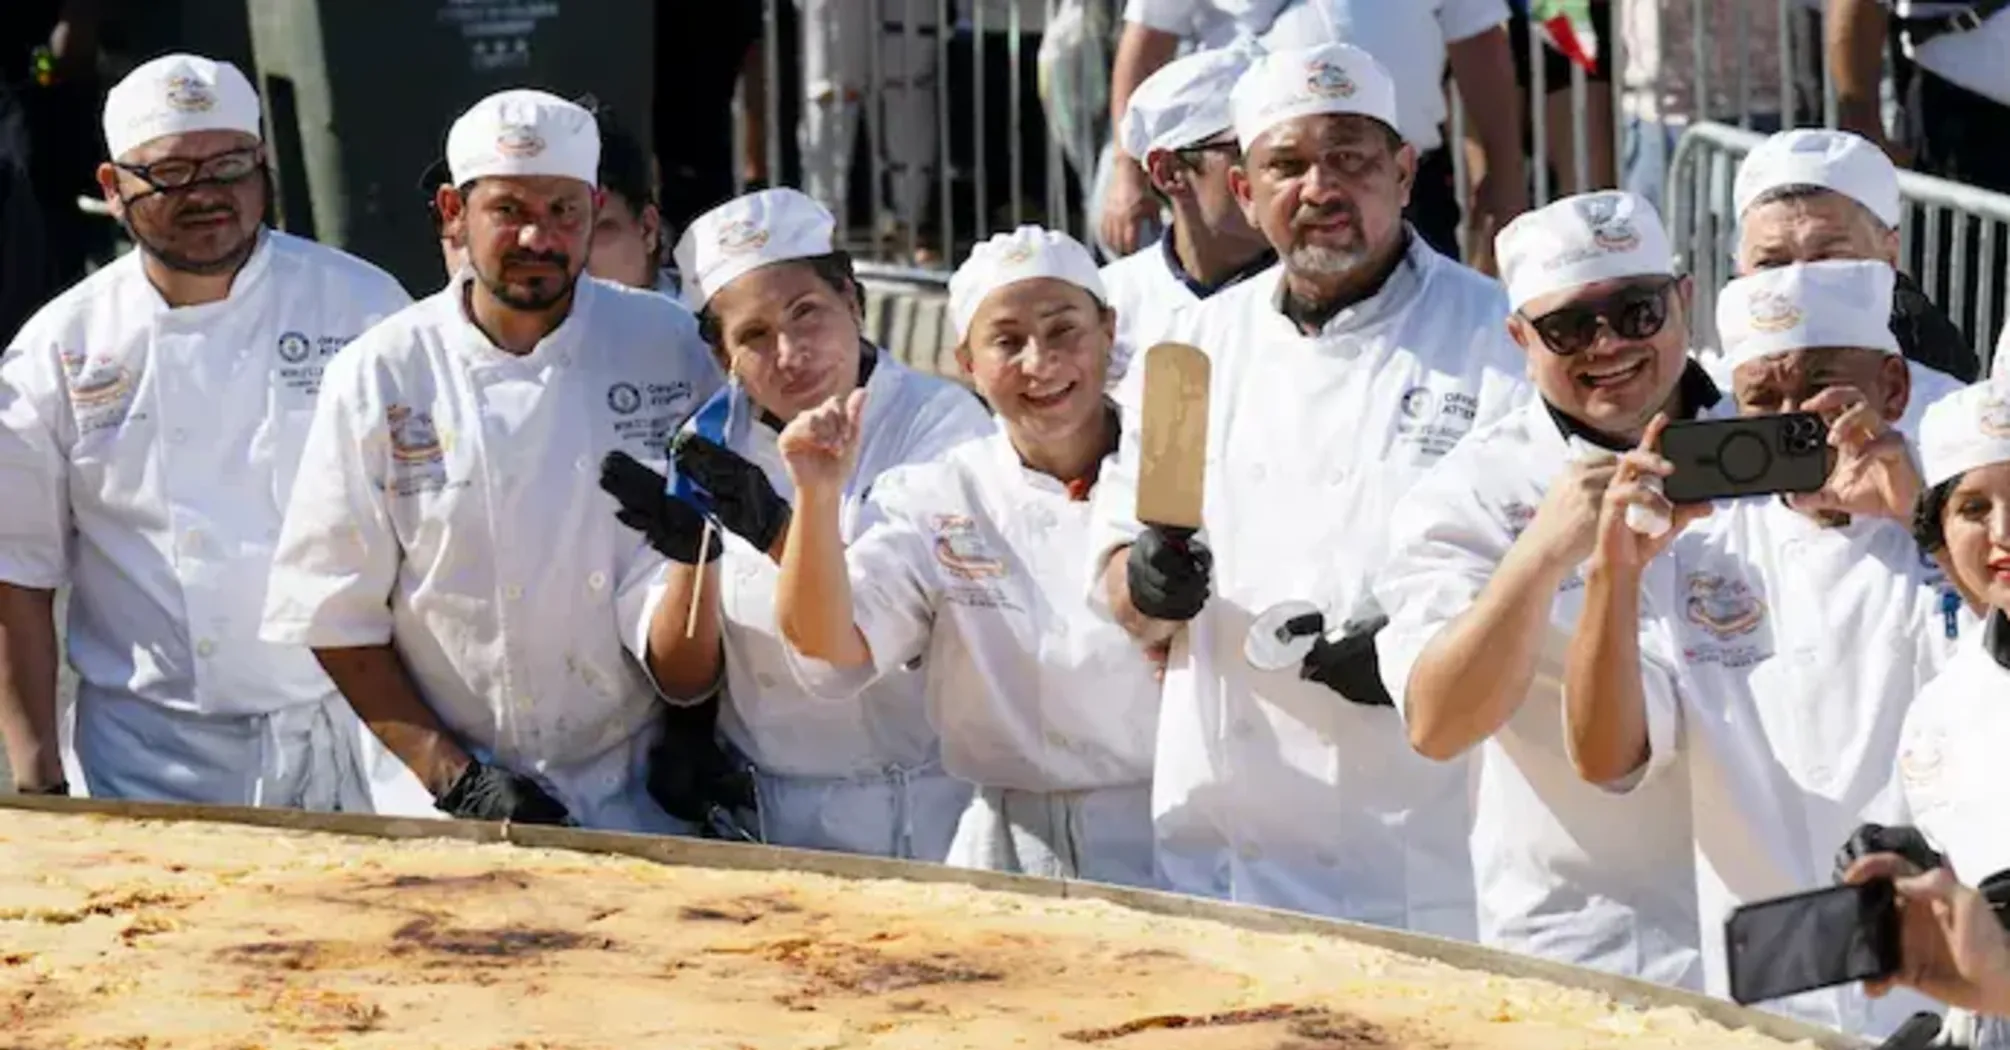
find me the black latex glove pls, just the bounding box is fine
[437,760,572,825]
[1978,869,2010,934]
[671,433,792,556]
[1300,614,1393,707]
[1833,822,1946,883]
[600,450,721,564]
[1126,526,1212,621]
[647,697,757,842]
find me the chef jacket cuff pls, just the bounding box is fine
[0,559,64,591]
[779,633,884,703]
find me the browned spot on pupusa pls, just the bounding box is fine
[678,893,808,924]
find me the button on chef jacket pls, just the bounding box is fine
[1624,501,1958,1037]
[0,230,410,806]
[1086,232,1533,931]
[1376,379,1716,988]
[260,273,723,834]
[1099,235,1275,389]
[784,426,1161,885]
[704,350,994,860]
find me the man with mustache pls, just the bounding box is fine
[1086,42,1530,932]
[261,89,724,831]
[1374,191,1708,987]
[0,54,412,807]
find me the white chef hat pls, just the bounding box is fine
[671,187,837,312]
[1733,128,1901,229]
[1496,191,1674,312]
[1919,379,2010,488]
[102,53,261,161]
[1119,46,1254,160]
[447,89,599,188]
[1716,259,1900,369]
[948,225,1107,340]
[1229,42,1400,152]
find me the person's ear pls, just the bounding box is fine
[1145,150,1185,199]
[1881,226,1902,268]
[1879,352,1911,423]
[954,341,974,378]
[437,184,467,240]
[96,162,124,221]
[1394,142,1418,210]
[1229,163,1256,225]
[641,203,664,262]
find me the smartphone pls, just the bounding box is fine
[1725,879,1901,1006]
[1660,412,1831,504]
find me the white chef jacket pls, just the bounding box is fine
[1627,500,1958,1037]
[261,273,723,834]
[785,426,1162,884]
[1899,612,2010,1050]
[1901,612,2010,884]
[1119,0,1510,152]
[1898,4,2010,106]
[1375,395,1704,989]
[1087,232,1533,931]
[706,350,994,860]
[0,231,411,806]
[1100,236,1274,391]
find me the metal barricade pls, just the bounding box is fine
[1666,119,2010,371]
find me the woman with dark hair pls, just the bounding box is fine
[600,187,994,860]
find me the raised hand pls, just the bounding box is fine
[777,388,868,495]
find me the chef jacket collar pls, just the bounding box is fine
[1159,233,1277,300]
[1543,360,1723,454]
[1983,607,2010,671]
[754,340,880,434]
[991,398,1121,501]
[1270,226,1426,336]
[140,227,275,320]
[449,266,593,367]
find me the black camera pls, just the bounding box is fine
[1662,412,1831,503]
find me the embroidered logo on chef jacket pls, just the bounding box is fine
[162,75,215,113]
[1898,729,1949,813]
[929,513,1020,610]
[61,351,139,434]
[1745,291,1804,334]
[385,404,451,496]
[605,378,694,457]
[495,124,546,158]
[1306,61,1357,99]
[1395,384,1480,457]
[1680,571,1773,667]
[717,220,769,254]
[272,331,352,400]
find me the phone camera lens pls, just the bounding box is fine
[1782,416,1824,455]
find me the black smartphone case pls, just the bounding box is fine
[1725,879,1901,1006]
[1661,412,1832,504]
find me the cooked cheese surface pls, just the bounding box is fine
[0,811,1815,1049]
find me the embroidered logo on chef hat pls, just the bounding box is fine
[1919,378,2010,488]
[102,53,262,160]
[1734,128,1901,228]
[1744,290,1804,334]
[1496,191,1673,312]
[446,89,598,188]
[1715,259,1899,370]
[1230,42,1399,153]
[1306,60,1356,99]
[1118,46,1252,160]
[674,187,835,312]
[948,225,1107,341]
[494,124,546,159]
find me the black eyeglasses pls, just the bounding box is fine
[1519,278,1677,356]
[114,147,263,196]
[1174,140,1240,164]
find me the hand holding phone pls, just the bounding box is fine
[1659,412,1831,504]
[1726,878,1901,1006]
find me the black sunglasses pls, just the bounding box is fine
[1174,140,1240,164]
[1519,277,1678,356]
[114,147,263,198]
